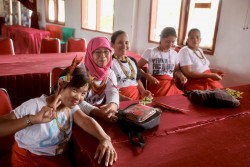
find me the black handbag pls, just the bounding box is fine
[185,89,240,107]
[118,103,161,147]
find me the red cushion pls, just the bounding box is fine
[45,24,62,39]
[67,38,86,52]
[0,89,14,156]
[51,67,65,89]
[127,51,141,62]
[0,89,12,115]
[174,46,182,53]
[40,38,60,53]
[0,38,14,55]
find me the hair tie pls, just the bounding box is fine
[69,56,83,75]
[60,56,83,82]
[59,75,72,82]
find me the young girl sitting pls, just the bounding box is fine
[138,27,187,97]
[0,58,117,167]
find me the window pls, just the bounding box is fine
[2,0,31,26]
[149,0,222,55]
[45,0,65,24]
[81,0,114,34]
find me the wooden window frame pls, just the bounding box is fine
[81,0,114,34]
[45,0,65,25]
[149,0,222,55]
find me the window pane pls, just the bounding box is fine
[100,0,114,33]
[151,0,182,41]
[48,0,55,21]
[58,0,65,23]
[12,0,19,25]
[87,0,96,30]
[186,0,220,49]
[21,5,31,27]
[3,0,11,25]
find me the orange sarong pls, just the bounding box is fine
[147,75,183,97]
[11,142,72,167]
[184,70,223,91]
[119,85,140,100]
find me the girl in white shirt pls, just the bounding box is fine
[0,62,117,167]
[138,27,187,97]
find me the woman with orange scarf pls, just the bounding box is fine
[138,27,187,97]
[178,28,223,91]
[110,30,152,101]
[79,37,119,122]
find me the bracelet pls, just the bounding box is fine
[26,115,33,126]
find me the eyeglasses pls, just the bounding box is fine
[93,49,110,56]
[166,40,176,44]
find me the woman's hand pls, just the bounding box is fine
[30,94,61,124]
[178,74,188,84]
[174,70,187,85]
[141,90,153,99]
[94,139,117,166]
[96,103,118,122]
[209,73,223,81]
[215,70,224,77]
[147,75,160,85]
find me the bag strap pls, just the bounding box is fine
[128,131,145,147]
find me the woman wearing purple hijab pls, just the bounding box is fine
[79,37,119,122]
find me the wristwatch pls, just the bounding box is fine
[26,115,33,126]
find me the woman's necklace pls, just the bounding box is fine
[55,108,71,155]
[193,49,207,65]
[89,74,107,95]
[114,55,136,80]
[158,47,173,73]
[55,109,70,133]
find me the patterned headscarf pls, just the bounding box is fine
[85,37,112,81]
